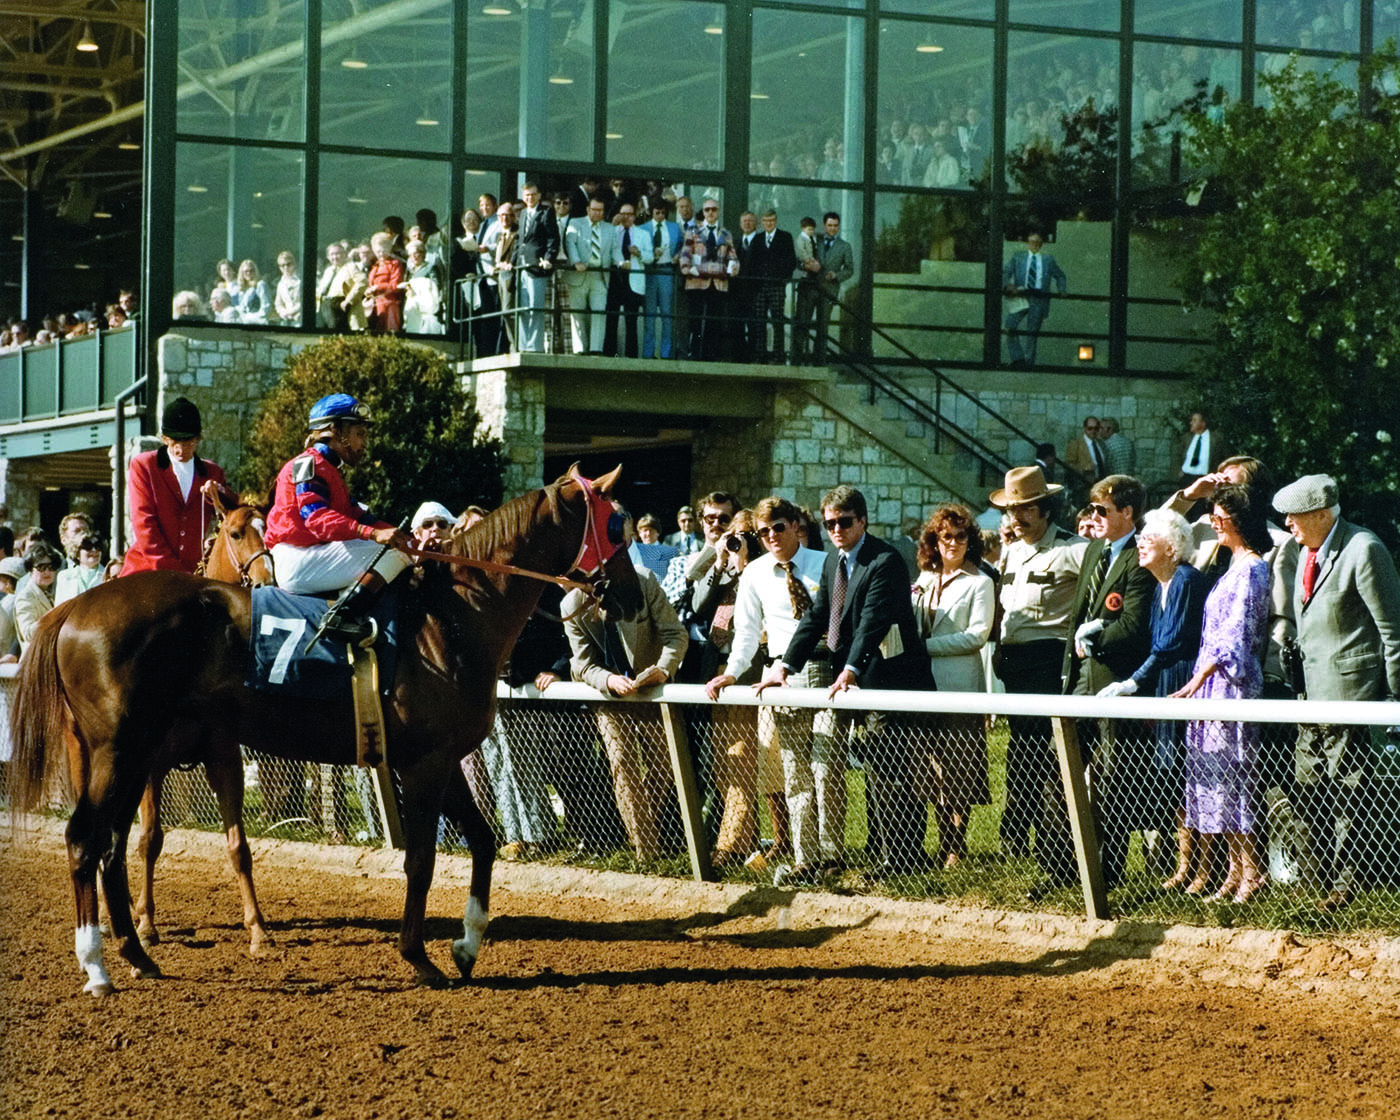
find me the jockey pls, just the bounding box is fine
[264,393,412,644]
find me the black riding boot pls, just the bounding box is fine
[313,570,387,647]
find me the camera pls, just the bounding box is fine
[723,532,763,561]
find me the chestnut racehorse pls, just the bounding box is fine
[10,466,638,995]
[131,498,276,951]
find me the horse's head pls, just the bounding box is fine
[207,502,276,588]
[563,463,643,621]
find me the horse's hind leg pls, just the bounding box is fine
[444,761,495,980]
[204,736,272,954]
[67,798,115,996]
[394,762,453,987]
[134,775,165,947]
[100,793,164,982]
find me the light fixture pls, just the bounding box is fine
[341,50,368,69]
[1077,344,1096,362]
[548,66,573,85]
[605,131,623,140]
[74,262,91,270]
[750,82,768,100]
[415,107,441,126]
[77,23,99,52]
[704,22,722,34]
[482,3,512,14]
[916,42,944,53]
[186,183,209,193]
[118,140,140,150]
[347,195,368,204]
[10,233,23,242]
[93,210,113,219]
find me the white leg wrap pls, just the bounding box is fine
[75,924,113,996]
[451,896,489,976]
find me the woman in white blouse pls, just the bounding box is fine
[911,503,995,868]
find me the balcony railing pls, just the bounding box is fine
[0,327,139,428]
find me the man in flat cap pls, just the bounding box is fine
[121,396,239,575]
[988,465,1087,869]
[1275,473,1400,911]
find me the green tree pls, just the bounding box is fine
[1178,50,1400,551]
[236,334,504,521]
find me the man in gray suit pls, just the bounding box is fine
[1275,474,1400,912]
[1001,231,1068,369]
[794,211,854,365]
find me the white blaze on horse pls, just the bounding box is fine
[9,466,639,995]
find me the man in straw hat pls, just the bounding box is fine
[988,465,1087,870]
[1274,473,1400,912]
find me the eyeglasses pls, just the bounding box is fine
[701,511,732,526]
[31,563,55,572]
[419,519,451,530]
[756,521,789,537]
[1209,512,1232,526]
[823,515,857,532]
[937,531,967,543]
[1088,503,1112,517]
[702,206,719,213]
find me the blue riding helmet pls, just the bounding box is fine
[307,393,375,429]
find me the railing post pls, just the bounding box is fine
[659,703,715,883]
[111,375,147,556]
[1050,716,1109,919]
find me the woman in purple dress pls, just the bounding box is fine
[1171,484,1274,903]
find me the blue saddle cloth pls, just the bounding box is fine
[247,586,400,701]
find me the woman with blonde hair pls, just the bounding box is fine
[233,258,270,322]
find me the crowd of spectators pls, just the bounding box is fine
[0,510,116,661]
[0,290,139,352]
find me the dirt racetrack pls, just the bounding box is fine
[4,823,1400,1120]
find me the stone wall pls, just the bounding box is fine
[465,368,545,501]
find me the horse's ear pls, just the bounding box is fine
[593,464,623,497]
[211,488,236,517]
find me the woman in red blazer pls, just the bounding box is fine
[120,396,238,575]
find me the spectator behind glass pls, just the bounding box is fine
[208,287,239,323]
[366,232,406,333]
[104,303,127,330]
[213,258,237,292]
[172,290,208,320]
[273,250,301,325]
[234,259,270,323]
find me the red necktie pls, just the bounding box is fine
[1303,549,1320,601]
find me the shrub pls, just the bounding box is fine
[236,334,504,521]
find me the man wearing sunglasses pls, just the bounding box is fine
[756,485,936,877]
[707,496,843,881]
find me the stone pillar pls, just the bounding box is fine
[467,367,545,501]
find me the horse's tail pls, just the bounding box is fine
[7,598,80,813]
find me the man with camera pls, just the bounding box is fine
[707,496,838,880]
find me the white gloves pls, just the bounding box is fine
[1097,678,1138,698]
[1074,619,1106,657]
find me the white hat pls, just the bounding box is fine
[411,501,455,529]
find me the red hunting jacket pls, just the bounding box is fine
[120,447,233,574]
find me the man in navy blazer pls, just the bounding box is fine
[758,485,936,878]
[1001,231,1068,369]
[746,209,798,363]
[1276,473,1400,911]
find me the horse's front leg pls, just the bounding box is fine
[204,738,272,954]
[443,760,495,979]
[133,774,165,947]
[396,763,450,987]
[101,798,164,983]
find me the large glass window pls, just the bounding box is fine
[872,192,988,364]
[880,1,992,17]
[1126,215,1209,375]
[1008,0,1119,34]
[1132,44,1239,187]
[876,20,995,187]
[607,2,725,170]
[177,0,305,140]
[996,222,1110,369]
[1257,2,1358,53]
[1133,0,1241,39]
[751,11,865,189]
[316,154,451,255]
[464,0,595,161]
[1005,32,1118,219]
[319,0,453,154]
[174,143,304,322]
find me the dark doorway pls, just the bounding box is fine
[545,444,694,537]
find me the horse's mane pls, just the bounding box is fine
[440,479,564,563]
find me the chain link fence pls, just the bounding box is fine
[4,667,1398,934]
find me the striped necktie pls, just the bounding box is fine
[827,554,848,651]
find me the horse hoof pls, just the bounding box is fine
[129,964,163,981]
[84,979,116,997]
[248,929,274,957]
[138,929,160,949]
[450,941,478,979]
